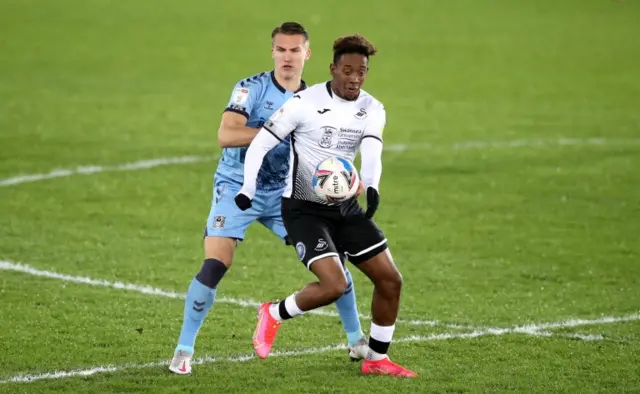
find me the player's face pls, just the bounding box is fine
[272,34,310,80]
[330,54,368,101]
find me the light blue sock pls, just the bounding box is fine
[335,269,365,346]
[175,278,216,355]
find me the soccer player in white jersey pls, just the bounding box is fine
[235,35,417,377]
[168,23,369,376]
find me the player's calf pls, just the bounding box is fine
[173,259,228,355]
[358,249,403,326]
[369,270,403,325]
[336,268,367,350]
[252,256,348,359]
[355,249,417,376]
[170,237,235,374]
[294,256,349,311]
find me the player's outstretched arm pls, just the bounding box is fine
[217,112,260,148]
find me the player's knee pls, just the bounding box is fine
[325,284,348,303]
[320,276,349,303]
[377,270,403,298]
[195,258,229,289]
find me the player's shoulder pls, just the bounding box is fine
[278,82,327,115]
[290,82,330,102]
[233,70,271,89]
[357,89,385,114]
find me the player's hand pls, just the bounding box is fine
[234,193,252,211]
[355,181,365,197]
[365,187,380,218]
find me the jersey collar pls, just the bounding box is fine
[325,80,358,103]
[295,80,308,93]
[270,71,307,94]
[325,81,333,98]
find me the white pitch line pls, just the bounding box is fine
[381,137,640,152]
[2,312,635,384]
[513,331,606,341]
[513,314,640,332]
[0,155,215,187]
[0,260,470,329]
[557,333,605,341]
[2,137,639,188]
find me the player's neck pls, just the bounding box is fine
[274,73,303,92]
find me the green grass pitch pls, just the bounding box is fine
[1,0,639,392]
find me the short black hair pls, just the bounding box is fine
[332,35,377,64]
[271,22,309,42]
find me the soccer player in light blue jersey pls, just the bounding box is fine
[169,22,368,375]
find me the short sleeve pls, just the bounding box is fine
[262,94,304,141]
[223,80,261,119]
[363,103,386,142]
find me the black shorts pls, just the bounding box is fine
[281,197,388,269]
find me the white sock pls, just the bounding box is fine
[268,303,281,321]
[269,293,304,322]
[366,322,395,361]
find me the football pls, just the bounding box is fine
[312,157,360,204]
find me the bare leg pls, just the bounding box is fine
[293,256,349,311]
[356,248,403,326]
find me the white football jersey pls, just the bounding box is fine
[264,81,386,204]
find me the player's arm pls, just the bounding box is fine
[217,112,259,148]
[359,106,386,218]
[217,82,261,148]
[235,98,302,210]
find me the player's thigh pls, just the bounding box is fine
[260,215,350,267]
[281,199,340,270]
[257,193,350,264]
[257,190,289,244]
[354,247,402,288]
[204,179,260,264]
[258,215,289,244]
[203,236,237,266]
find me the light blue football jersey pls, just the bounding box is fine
[216,71,306,191]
